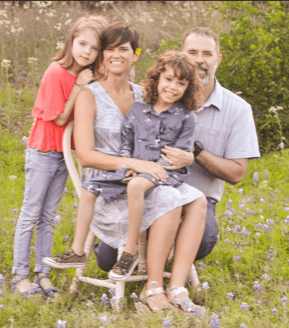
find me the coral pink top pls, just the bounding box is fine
[27,62,77,152]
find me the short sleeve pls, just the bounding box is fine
[33,64,67,121]
[224,105,260,159]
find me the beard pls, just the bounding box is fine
[198,63,211,86]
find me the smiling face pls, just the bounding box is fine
[157,66,189,108]
[182,33,222,88]
[102,41,138,76]
[71,28,99,73]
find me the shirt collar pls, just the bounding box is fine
[196,78,223,113]
[144,101,184,115]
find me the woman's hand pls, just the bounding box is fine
[161,145,194,170]
[129,159,167,181]
[76,68,94,85]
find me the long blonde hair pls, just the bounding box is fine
[53,16,108,78]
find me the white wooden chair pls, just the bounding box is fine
[62,120,200,303]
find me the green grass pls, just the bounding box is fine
[1,1,289,327]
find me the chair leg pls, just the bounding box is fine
[115,281,125,312]
[69,230,96,293]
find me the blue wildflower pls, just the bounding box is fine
[130,292,138,298]
[10,219,16,224]
[281,296,289,307]
[12,208,18,214]
[238,188,243,194]
[56,320,66,328]
[199,262,206,268]
[54,215,61,224]
[257,300,263,306]
[209,315,220,328]
[240,324,247,328]
[253,281,261,291]
[272,308,277,314]
[246,209,256,215]
[255,232,261,237]
[0,290,3,296]
[63,236,71,242]
[262,224,269,232]
[163,319,173,327]
[240,303,249,311]
[150,281,158,286]
[0,305,4,310]
[108,288,115,295]
[284,216,289,224]
[192,307,201,317]
[100,293,109,307]
[234,256,241,262]
[226,292,234,300]
[252,172,259,182]
[226,199,233,208]
[0,275,4,285]
[99,315,110,323]
[202,282,210,290]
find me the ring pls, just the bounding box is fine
[169,160,173,166]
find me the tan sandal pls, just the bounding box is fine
[166,286,204,315]
[139,283,172,311]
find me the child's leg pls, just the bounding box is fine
[72,188,97,255]
[124,177,156,255]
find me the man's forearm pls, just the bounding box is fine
[195,150,248,185]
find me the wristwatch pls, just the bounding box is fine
[193,141,204,158]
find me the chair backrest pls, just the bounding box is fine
[62,120,82,198]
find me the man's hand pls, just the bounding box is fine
[121,170,138,184]
[161,145,194,170]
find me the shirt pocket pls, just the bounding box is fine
[135,121,155,141]
[196,126,227,157]
[161,121,182,143]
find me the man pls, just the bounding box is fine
[162,27,260,260]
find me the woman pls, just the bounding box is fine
[47,21,206,312]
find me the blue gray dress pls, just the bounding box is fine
[82,81,204,248]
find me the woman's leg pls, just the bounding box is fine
[145,206,182,308]
[168,196,207,301]
[124,177,155,255]
[72,189,97,255]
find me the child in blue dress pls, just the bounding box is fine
[44,51,204,281]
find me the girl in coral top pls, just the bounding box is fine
[11,16,107,298]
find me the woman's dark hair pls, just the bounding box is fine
[101,21,139,57]
[142,51,203,111]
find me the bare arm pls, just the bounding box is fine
[74,89,168,181]
[161,145,248,185]
[55,69,94,126]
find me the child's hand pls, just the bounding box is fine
[76,68,94,85]
[121,170,138,184]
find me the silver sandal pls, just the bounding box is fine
[34,273,59,298]
[8,275,42,298]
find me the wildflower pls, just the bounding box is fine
[224,238,230,244]
[202,282,210,290]
[274,189,280,193]
[261,273,269,279]
[259,198,265,202]
[255,232,261,237]
[100,293,109,306]
[262,224,269,232]
[279,142,284,149]
[63,187,68,194]
[224,210,231,218]
[240,302,248,311]
[281,296,289,307]
[226,292,234,300]
[0,305,5,310]
[284,207,289,212]
[108,288,115,295]
[28,57,38,64]
[99,315,110,323]
[272,308,277,314]
[215,261,221,266]
[252,172,259,182]
[240,325,247,328]
[257,300,263,306]
[269,106,283,113]
[10,175,17,180]
[56,320,66,328]
[56,41,64,50]
[209,314,220,328]
[63,235,70,242]
[54,215,61,223]
[246,209,256,215]
[234,256,241,262]
[21,136,28,146]
[12,208,18,214]
[238,188,243,194]
[0,275,4,284]
[73,203,78,208]
[0,290,3,296]
[185,276,192,284]
[151,281,158,286]
[85,300,94,307]
[199,262,206,268]
[163,319,173,327]
[239,200,246,208]
[226,199,233,208]
[263,170,269,180]
[130,292,138,298]
[1,59,11,68]
[253,281,261,291]
[266,219,274,225]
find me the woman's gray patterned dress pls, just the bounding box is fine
[82,81,204,248]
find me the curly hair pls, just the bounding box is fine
[142,51,203,111]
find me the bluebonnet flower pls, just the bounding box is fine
[150,281,158,286]
[246,209,256,215]
[185,276,192,284]
[85,300,94,307]
[0,305,4,310]
[199,262,206,268]
[110,296,118,305]
[252,172,259,182]
[266,219,274,225]
[163,319,172,327]
[54,215,61,224]
[99,315,110,323]
[209,315,220,328]
[10,219,16,224]
[263,170,269,180]
[238,188,243,194]
[272,308,277,314]
[215,261,221,266]
[240,227,251,236]
[253,281,261,291]
[72,203,78,208]
[259,198,265,203]
[226,292,234,300]
[12,208,18,214]
[72,219,76,223]
[22,136,28,147]
[100,294,109,307]
[192,307,202,317]
[202,282,210,290]
[224,210,232,218]
[274,189,279,193]
[240,324,247,328]
[234,256,241,262]
[224,239,230,244]
[56,320,66,328]
[284,207,289,212]
[255,222,263,230]
[281,296,289,307]
[257,300,263,306]
[63,236,71,242]
[231,208,236,215]
[108,288,115,295]
[130,292,138,298]
[239,201,246,208]
[269,192,274,197]
[255,232,261,237]
[0,290,3,296]
[0,275,4,285]
[226,199,233,208]
[240,303,249,311]
[284,216,289,224]
[262,224,269,232]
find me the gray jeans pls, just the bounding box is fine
[13,148,68,275]
[94,197,218,272]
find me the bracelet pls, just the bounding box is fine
[74,81,86,87]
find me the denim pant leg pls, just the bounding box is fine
[195,197,219,261]
[34,153,68,274]
[13,148,68,276]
